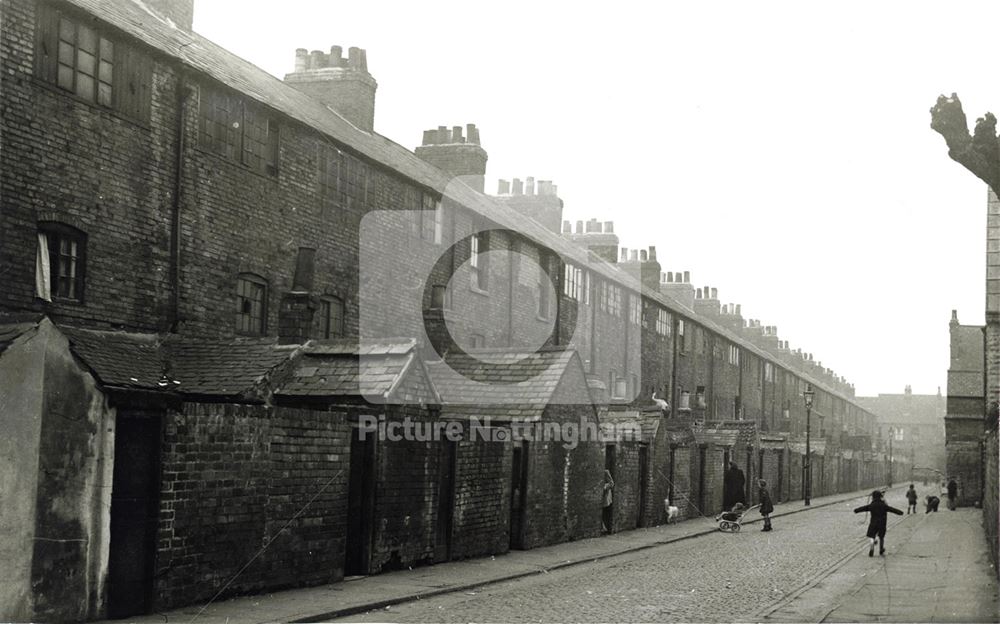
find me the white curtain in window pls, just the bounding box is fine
[36,232,51,301]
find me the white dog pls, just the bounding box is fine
[664,498,679,523]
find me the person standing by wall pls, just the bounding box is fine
[602,469,615,533]
[947,477,958,510]
[758,479,774,532]
[906,484,918,514]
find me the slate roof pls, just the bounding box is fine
[65,0,869,416]
[0,317,40,358]
[59,325,166,389]
[427,348,581,420]
[600,409,649,442]
[275,338,436,403]
[787,439,827,456]
[166,336,298,397]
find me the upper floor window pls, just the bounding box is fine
[728,344,740,366]
[764,361,775,383]
[537,254,554,318]
[601,282,622,317]
[656,309,672,336]
[677,319,686,352]
[563,263,586,301]
[470,232,489,291]
[235,273,267,335]
[36,222,86,302]
[200,85,278,175]
[628,294,641,325]
[318,145,341,206]
[35,3,151,122]
[315,296,345,339]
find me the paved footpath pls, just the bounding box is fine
[764,506,999,622]
[115,487,998,623]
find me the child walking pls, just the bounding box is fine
[905,484,918,514]
[854,490,904,556]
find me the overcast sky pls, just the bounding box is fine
[194,1,998,397]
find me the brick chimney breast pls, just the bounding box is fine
[284,45,378,132]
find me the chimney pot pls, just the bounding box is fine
[666,272,674,283]
[437,126,449,144]
[648,246,657,261]
[422,129,436,146]
[683,270,690,283]
[696,288,703,298]
[735,304,742,316]
[452,125,464,143]
[526,176,535,195]
[310,49,325,69]
[576,220,584,234]
[604,221,614,233]
[294,48,309,72]
[512,178,523,195]
[562,220,571,233]
[498,179,511,195]
[331,45,344,64]
[620,248,628,262]
[711,287,718,299]
[639,249,647,262]
[630,249,639,262]
[467,123,480,144]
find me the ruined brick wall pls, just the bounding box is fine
[450,434,511,560]
[668,446,693,521]
[155,403,349,610]
[760,449,781,503]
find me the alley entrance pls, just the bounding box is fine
[509,442,528,549]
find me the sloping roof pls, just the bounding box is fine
[59,325,166,389]
[167,336,298,397]
[600,409,651,442]
[692,428,740,447]
[275,338,437,403]
[788,439,826,456]
[0,317,40,358]
[427,348,582,420]
[66,0,869,415]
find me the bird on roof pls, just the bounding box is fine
[652,391,669,412]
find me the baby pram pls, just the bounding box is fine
[714,503,760,532]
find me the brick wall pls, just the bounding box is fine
[983,430,998,577]
[946,419,984,506]
[450,434,511,560]
[608,441,641,532]
[668,446,693,521]
[155,403,349,609]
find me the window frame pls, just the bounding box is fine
[199,83,279,176]
[38,221,87,303]
[235,273,268,336]
[316,295,345,339]
[35,2,152,123]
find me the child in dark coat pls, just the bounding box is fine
[758,479,774,532]
[905,484,918,514]
[854,490,904,556]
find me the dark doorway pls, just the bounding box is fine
[107,411,162,619]
[509,442,528,550]
[346,423,376,575]
[434,441,457,563]
[637,446,649,528]
[745,449,753,504]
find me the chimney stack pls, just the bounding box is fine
[495,174,564,232]
[566,218,619,263]
[284,45,378,132]
[414,123,488,192]
[661,270,695,308]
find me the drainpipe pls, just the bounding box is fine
[170,75,192,333]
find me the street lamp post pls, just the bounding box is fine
[888,427,894,488]
[804,384,814,506]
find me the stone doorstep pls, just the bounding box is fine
[288,487,882,623]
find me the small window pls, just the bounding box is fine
[470,232,489,291]
[677,319,686,352]
[537,254,553,318]
[469,333,486,348]
[316,296,345,339]
[628,294,641,325]
[235,274,267,335]
[36,222,86,302]
[421,193,437,242]
[318,145,342,207]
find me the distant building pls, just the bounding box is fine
[945,310,985,506]
[858,386,946,485]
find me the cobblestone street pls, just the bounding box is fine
[336,490,996,623]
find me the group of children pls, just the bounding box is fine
[719,481,933,558]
